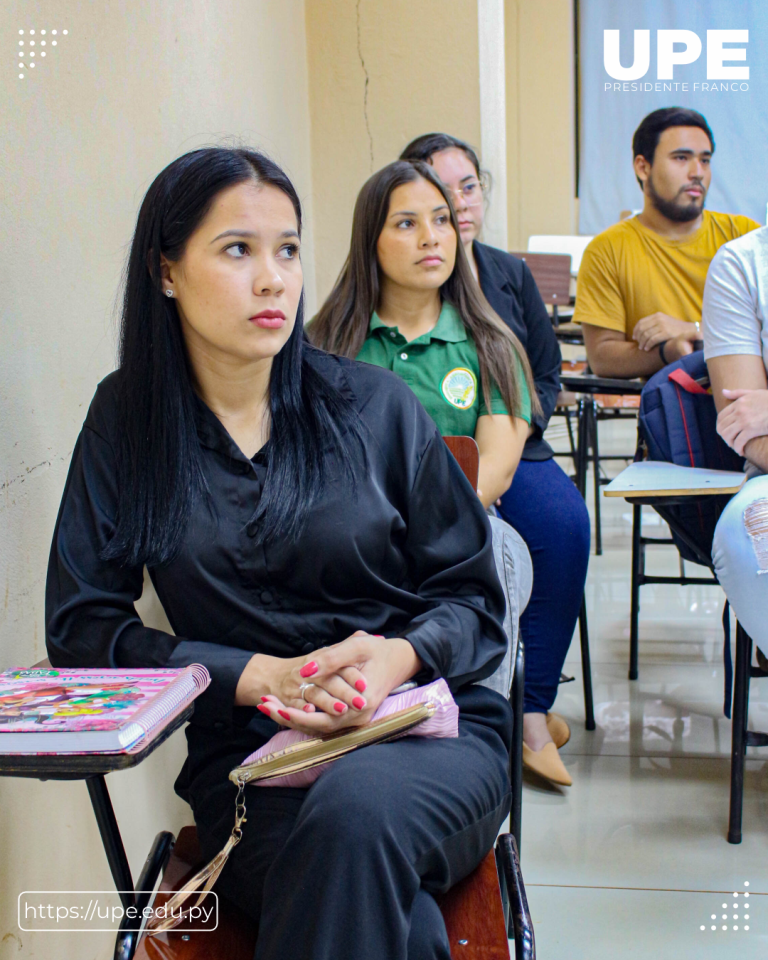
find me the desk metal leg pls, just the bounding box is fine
[86,775,135,909]
[510,639,525,854]
[575,398,589,498]
[629,504,642,680]
[579,596,596,731]
[564,408,577,465]
[728,623,751,844]
[589,401,602,556]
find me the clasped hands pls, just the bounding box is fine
[234,630,421,736]
[717,387,768,456]
[632,312,699,356]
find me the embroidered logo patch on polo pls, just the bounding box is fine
[440,367,477,409]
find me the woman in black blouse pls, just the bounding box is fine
[45,147,513,960]
[401,135,591,787]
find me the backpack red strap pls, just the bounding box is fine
[668,367,708,395]
[673,383,697,467]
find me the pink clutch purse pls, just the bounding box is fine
[145,679,458,937]
[238,678,459,788]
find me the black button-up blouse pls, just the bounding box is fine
[45,350,508,777]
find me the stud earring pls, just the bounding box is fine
[165,289,173,297]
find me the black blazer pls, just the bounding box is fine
[473,240,561,460]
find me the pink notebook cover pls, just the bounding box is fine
[0,665,210,755]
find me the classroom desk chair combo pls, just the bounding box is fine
[604,460,768,844]
[0,436,537,960]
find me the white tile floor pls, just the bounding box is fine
[520,416,768,958]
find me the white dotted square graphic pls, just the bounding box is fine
[16,27,68,79]
[701,882,753,933]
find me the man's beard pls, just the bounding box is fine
[646,174,706,223]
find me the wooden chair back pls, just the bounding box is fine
[443,435,479,492]
[526,234,593,275]
[510,251,572,307]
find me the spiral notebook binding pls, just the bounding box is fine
[124,663,211,750]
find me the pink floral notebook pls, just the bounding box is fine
[0,665,210,754]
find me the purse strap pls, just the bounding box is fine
[144,779,248,936]
[145,701,436,936]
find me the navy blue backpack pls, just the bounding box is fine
[638,351,746,717]
[637,350,744,566]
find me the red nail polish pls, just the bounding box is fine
[260,696,270,703]
[375,635,385,638]
[352,696,366,710]
[300,662,318,678]
[355,679,367,693]
[257,704,271,715]
[333,702,346,714]
[278,710,291,721]
[303,704,314,713]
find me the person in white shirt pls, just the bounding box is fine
[702,226,768,645]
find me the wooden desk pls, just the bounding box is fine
[602,459,741,679]
[559,373,644,396]
[603,460,746,499]
[552,320,582,345]
[0,702,193,960]
[602,458,765,846]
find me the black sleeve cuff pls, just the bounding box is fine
[166,640,254,730]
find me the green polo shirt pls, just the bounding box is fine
[356,301,531,437]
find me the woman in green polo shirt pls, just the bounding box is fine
[310,159,577,787]
[310,160,536,509]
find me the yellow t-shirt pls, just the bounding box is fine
[573,211,760,338]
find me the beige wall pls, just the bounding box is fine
[0,2,312,957]
[305,0,578,300]
[505,0,577,249]
[1,2,578,955]
[305,0,482,304]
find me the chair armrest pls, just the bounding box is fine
[496,833,536,959]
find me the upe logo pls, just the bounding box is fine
[604,29,749,81]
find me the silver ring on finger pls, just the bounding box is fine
[299,682,315,701]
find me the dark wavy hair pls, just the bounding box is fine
[308,160,538,423]
[103,147,364,568]
[632,107,715,189]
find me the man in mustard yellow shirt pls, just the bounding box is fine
[574,107,760,378]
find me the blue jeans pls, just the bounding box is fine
[497,458,591,713]
[712,474,768,646]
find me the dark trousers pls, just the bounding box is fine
[497,457,591,713]
[184,686,512,960]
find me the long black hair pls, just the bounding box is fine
[309,160,538,423]
[103,147,363,568]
